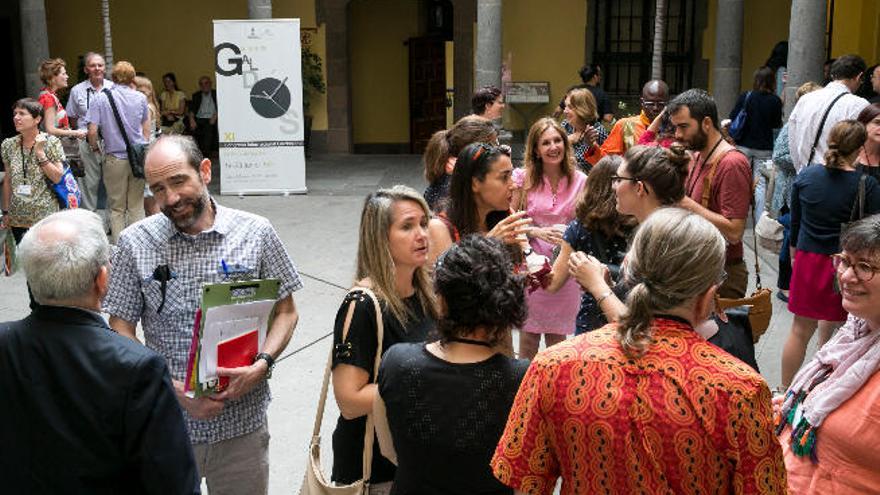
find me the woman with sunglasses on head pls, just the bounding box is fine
[776,214,880,493]
[427,142,530,266]
[330,186,440,493]
[493,208,786,494]
[422,116,497,212]
[781,120,880,389]
[512,117,587,359]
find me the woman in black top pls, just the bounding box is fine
[728,66,783,214]
[331,185,439,491]
[376,235,530,495]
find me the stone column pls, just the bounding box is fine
[322,0,352,152]
[453,0,476,120]
[711,0,744,119]
[783,0,827,117]
[475,0,502,89]
[19,0,50,96]
[248,0,272,19]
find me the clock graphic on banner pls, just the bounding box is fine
[250,76,291,118]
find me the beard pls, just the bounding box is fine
[162,190,209,231]
[683,126,709,151]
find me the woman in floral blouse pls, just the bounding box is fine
[1,98,65,243]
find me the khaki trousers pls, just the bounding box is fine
[104,154,144,242]
[192,425,270,495]
[76,138,104,211]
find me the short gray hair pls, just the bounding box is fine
[18,209,110,304]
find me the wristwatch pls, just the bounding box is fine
[254,352,276,379]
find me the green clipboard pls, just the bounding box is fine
[185,278,280,397]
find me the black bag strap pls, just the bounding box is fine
[850,173,867,223]
[806,91,847,165]
[102,88,134,152]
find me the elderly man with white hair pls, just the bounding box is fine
[0,209,200,494]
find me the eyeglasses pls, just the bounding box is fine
[640,99,668,108]
[611,175,640,185]
[831,253,879,281]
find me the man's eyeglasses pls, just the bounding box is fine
[611,175,640,185]
[640,99,668,108]
[831,253,879,282]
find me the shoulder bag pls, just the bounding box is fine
[728,91,751,142]
[103,88,147,179]
[805,91,848,166]
[841,173,867,234]
[299,287,384,495]
[701,148,773,343]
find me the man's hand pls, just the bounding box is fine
[172,379,224,420]
[189,117,197,130]
[213,361,269,401]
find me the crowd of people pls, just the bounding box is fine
[3,44,880,495]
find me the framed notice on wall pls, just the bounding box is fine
[214,19,307,194]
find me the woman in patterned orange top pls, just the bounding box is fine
[491,207,787,494]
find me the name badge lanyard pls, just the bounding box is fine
[19,141,34,178]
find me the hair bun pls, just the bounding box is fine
[665,143,690,170]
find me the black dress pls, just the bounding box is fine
[377,343,529,495]
[331,291,434,485]
[563,219,630,334]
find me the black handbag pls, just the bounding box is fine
[103,88,147,179]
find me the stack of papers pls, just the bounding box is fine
[184,279,279,397]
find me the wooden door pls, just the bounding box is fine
[409,36,447,154]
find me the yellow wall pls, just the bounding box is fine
[44,0,328,131]
[350,0,420,144]
[501,0,586,131]
[830,0,880,62]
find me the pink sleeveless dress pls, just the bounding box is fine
[513,168,587,335]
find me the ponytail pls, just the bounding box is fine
[823,120,866,169]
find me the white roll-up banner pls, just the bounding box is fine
[213,19,306,194]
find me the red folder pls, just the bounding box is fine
[216,329,258,391]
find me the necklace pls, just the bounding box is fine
[446,337,493,348]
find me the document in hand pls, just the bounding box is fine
[184,278,280,397]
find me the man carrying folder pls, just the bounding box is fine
[104,135,302,495]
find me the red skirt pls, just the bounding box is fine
[788,250,847,321]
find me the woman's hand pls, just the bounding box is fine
[529,226,563,245]
[487,210,532,245]
[648,108,666,133]
[583,125,599,147]
[568,251,610,294]
[34,133,47,153]
[73,129,87,139]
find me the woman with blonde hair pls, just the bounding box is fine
[331,185,439,493]
[492,208,787,494]
[513,117,587,359]
[422,116,497,211]
[562,87,608,173]
[134,75,161,215]
[782,120,880,387]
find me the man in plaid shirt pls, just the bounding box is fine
[104,135,302,494]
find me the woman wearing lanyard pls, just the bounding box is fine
[1,98,65,309]
[1,98,65,243]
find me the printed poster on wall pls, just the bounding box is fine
[213,19,306,194]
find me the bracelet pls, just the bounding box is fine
[595,290,614,305]
[37,158,50,166]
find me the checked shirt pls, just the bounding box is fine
[104,199,303,444]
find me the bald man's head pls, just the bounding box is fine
[640,80,670,121]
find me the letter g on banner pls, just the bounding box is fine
[215,42,243,76]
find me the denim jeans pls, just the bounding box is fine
[736,145,772,215]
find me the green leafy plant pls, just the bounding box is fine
[302,45,326,115]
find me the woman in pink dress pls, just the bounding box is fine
[513,117,587,359]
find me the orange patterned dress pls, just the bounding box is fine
[491,317,787,494]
